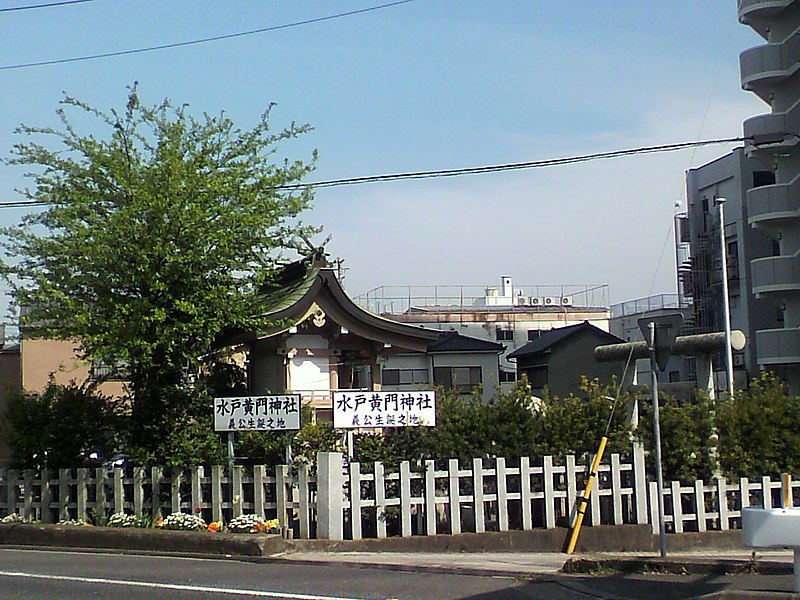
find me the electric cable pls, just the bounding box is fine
[0,136,749,209]
[0,0,415,71]
[0,0,97,13]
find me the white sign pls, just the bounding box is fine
[214,395,301,431]
[333,390,436,429]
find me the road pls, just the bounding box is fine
[0,547,794,599]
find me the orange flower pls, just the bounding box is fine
[208,522,219,532]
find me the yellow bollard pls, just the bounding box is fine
[566,436,608,554]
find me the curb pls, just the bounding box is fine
[563,557,792,577]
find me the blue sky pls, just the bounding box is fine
[0,1,768,310]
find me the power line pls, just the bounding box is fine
[0,136,748,209]
[0,0,97,13]
[0,0,415,71]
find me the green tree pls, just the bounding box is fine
[2,85,317,453]
[716,372,800,479]
[4,382,123,469]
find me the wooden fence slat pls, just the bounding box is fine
[671,481,683,533]
[520,457,532,531]
[566,455,578,526]
[716,477,729,531]
[253,465,266,518]
[58,469,69,521]
[170,471,182,515]
[232,466,244,518]
[298,463,311,539]
[150,467,162,520]
[76,468,88,521]
[424,460,436,536]
[40,469,51,523]
[611,454,623,526]
[448,459,460,535]
[400,461,412,537]
[694,480,706,532]
[543,456,555,528]
[496,457,508,532]
[133,467,145,517]
[374,462,387,538]
[191,466,204,516]
[211,466,223,523]
[349,461,362,540]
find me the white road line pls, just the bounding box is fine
[0,570,368,600]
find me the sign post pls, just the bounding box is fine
[638,313,683,558]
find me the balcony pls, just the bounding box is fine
[739,0,794,38]
[751,252,800,295]
[748,173,800,227]
[744,98,800,150]
[740,27,800,101]
[756,327,800,365]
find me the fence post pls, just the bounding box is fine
[22,469,34,521]
[40,469,52,523]
[316,452,344,540]
[671,481,683,533]
[133,467,145,517]
[716,477,729,530]
[473,457,486,533]
[298,462,311,539]
[519,457,532,530]
[349,461,362,540]
[374,461,387,539]
[496,457,508,532]
[762,476,772,509]
[211,466,223,523]
[543,455,555,529]
[649,481,659,534]
[58,469,69,521]
[253,465,266,518]
[95,468,107,523]
[231,465,244,518]
[150,467,162,520]
[424,460,436,536]
[610,454,623,525]
[448,459,461,535]
[112,469,124,514]
[191,466,204,515]
[170,470,182,515]
[694,480,706,532]
[632,442,648,525]
[400,461,412,537]
[566,455,578,526]
[76,468,88,521]
[276,465,289,530]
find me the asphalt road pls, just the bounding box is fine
[0,547,795,599]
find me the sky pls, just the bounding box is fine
[0,0,769,315]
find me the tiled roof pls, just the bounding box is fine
[427,331,504,353]
[507,322,622,359]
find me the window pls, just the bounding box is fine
[496,327,514,341]
[527,329,542,341]
[382,368,429,386]
[433,366,482,393]
[90,359,129,381]
[753,170,776,188]
[525,365,548,389]
[499,369,516,383]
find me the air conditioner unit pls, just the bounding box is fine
[544,296,558,306]
[530,296,542,306]
[561,296,573,306]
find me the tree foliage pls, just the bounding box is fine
[4,382,124,469]
[2,85,317,450]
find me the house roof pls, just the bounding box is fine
[507,322,623,360]
[427,330,504,354]
[218,258,499,355]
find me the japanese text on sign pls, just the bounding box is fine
[333,390,436,429]
[214,395,301,431]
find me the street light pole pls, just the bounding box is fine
[715,197,735,398]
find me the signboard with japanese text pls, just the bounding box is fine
[214,395,301,432]
[333,390,436,429]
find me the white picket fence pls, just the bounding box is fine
[0,446,796,539]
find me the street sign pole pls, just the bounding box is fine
[648,322,668,558]
[639,313,683,558]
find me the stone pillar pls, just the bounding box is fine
[316,452,344,540]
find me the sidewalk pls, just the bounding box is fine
[271,548,795,577]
